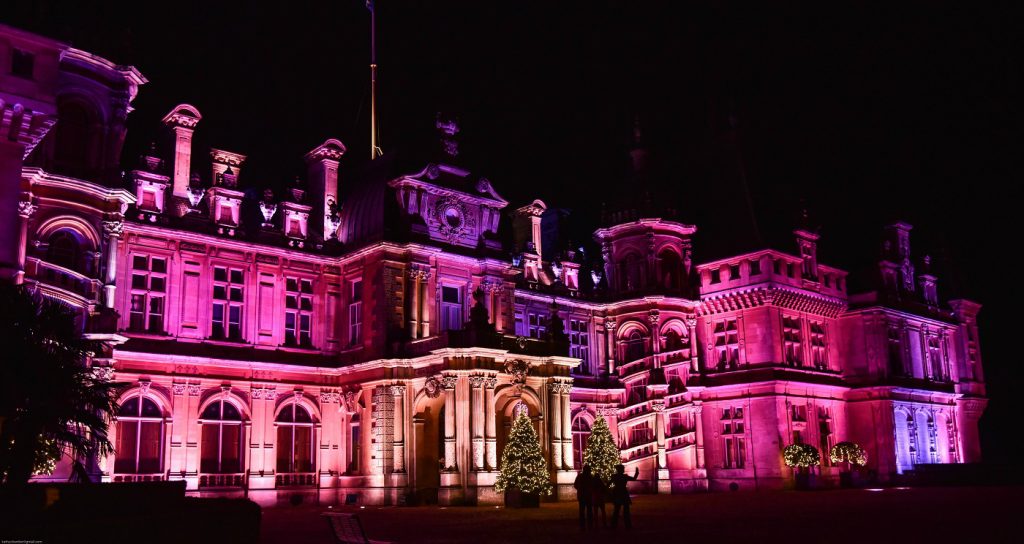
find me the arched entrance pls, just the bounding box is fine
[413,393,444,504]
[495,390,543,469]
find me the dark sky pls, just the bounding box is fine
[6,1,1019,462]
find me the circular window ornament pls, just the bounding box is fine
[444,207,463,228]
[433,196,475,241]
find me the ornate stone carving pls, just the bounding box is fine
[172,383,187,396]
[648,310,661,327]
[92,366,114,382]
[391,384,407,396]
[343,390,360,413]
[596,406,618,418]
[17,201,36,218]
[440,374,459,390]
[652,400,666,412]
[138,380,151,394]
[187,384,201,397]
[423,377,443,399]
[432,195,476,241]
[684,316,698,329]
[484,376,498,389]
[319,390,341,404]
[468,375,486,388]
[504,359,530,385]
[102,220,124,237]
[605,318,617,332]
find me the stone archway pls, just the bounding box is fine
[413,392,445,504]
[494,389,543,469]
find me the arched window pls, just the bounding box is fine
[624,330,645,362]
[621,254,644,291]
[664,329,687,352]
[46,231,83,272]
[114,395,164,474]
[276,403,314,473]
[915,411,934,465]
[658,249,682,290]
[572,416,591,469]
[200,400,243,474]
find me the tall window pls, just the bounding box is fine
[668,410,690,436]
[348,414,361,472]
[621,254,644,291]
[285,278,314,347]
[713,318,739,370]
[212,266,244,340]
[129,255,166,333]
[629,421,652,447]
[348,279,363,345]
[568,318,590,371]
[114,396,164,474]
[276,403,314,473]
[888,326,904,376]
[928,336,945,381]
[783,316,803,366]
[571,416,591,469]
[818,407,834,467]
[200,401,243,473]
[47,231,83,272]
[441,285,462,331]
[527,311,547,339]
[722,407,745,469]
[627,378,648,404]
[12,48,35,79]
[809,321,827,369]
[624,330,645,362]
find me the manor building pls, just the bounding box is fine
[0,24,987,504]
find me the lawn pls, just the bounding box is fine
[260,486,1022,543]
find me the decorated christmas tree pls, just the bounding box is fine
[582,416,621,484]
[494,413,553,496]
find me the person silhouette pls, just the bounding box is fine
[590,471,609,528]
[609,464,639,529]
[574,465,594,529]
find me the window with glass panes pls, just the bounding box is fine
[783,315,803,366]
[722,406,746,468]
[285,278,314,347]
[212,267,244,340]
[348,279,362,345]
[527,311,547,339]
[441,285,463,331]
[114,395,164,474]
[712,318,739,370]
[818,406,834,466]
[276,403,314,473]
[568,318,590,371]
[129,255,166,333]
[200,400,243,473]
[809,321,827,369]
[887,325,905,375]
[928,336,945,381]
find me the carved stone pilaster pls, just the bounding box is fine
[187,384,201,397]
[102,220,124,238]
[172,383,187,396]
[17,201,36,218]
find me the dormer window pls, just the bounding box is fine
[11,48,34,79]
[140,190,158,212]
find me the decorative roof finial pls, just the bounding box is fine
[436,112,460,158]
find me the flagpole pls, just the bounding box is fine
[369,1,379,160]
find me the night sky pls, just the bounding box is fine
[6,1,1019,463]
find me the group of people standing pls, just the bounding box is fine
[574,464,640,529]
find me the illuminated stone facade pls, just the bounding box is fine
[1,24,986,504]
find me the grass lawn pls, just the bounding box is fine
[260,486,1022,543]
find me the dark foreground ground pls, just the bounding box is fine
[261,486,1022,543]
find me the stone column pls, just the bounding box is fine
[653,400,670,493]
[605,319,617,375]
[442,374,458,469]
[102,219,123,308]
[420,270,432,338]
[484,376,498,470]
[408,270,420,339]
[561,383,573,470]
[14,200,35,284]
[392,385,406,473]
[686,317,699,373]
[549,381,563,469]
[693,401,705,469]
[469,376,485,470]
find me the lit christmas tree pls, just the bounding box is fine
[494,413,553,496]
[582,416,621,484]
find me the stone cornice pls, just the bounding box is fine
[698,285,847,318]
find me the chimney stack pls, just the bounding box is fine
[304,139,346,241]
[513,199,547,260]
[161,104,202,204]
